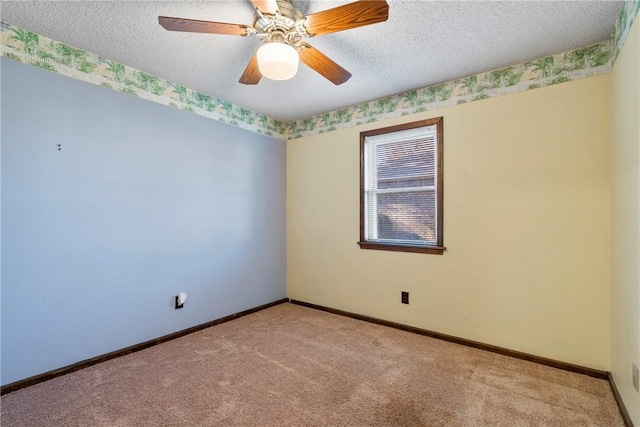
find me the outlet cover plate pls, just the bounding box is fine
[401,291,409,304]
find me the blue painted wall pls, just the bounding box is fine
[0,58,286,386]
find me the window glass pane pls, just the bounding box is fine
[376,138,435,190]
[376,190,436,243]
[360,117,443,253]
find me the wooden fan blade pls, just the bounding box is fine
[304,0,389,36]
[159,16,250,36]
[251,0,279,15]
[299,44,352,85]
[239,52,262,85]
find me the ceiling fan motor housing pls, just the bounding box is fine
[253,0,308,47]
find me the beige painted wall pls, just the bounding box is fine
[287,75,612,370]
[611,17,640,425]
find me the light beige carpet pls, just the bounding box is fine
[1,303,624,426]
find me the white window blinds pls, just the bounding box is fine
[363,125,438,246]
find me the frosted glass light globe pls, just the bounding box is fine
[257,42,299,81]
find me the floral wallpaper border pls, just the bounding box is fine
[287,0,640,140]
[1,0,638,141]
[287,41,613,139]
[0,22,288,139]
[611,0,640,61]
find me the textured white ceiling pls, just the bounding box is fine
[1,0,623,122]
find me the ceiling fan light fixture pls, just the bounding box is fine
[159,0,390,85]
[257,42,299,81]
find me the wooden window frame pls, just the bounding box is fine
[358,117,445,255]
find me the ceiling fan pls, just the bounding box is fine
[159,0,389,85]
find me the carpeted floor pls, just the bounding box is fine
[1,303,624,426]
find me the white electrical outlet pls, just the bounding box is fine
[633,363,639,393]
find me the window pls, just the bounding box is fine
[359,117,444,254]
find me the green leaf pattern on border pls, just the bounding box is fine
[286,39,616,140]
[611,0,639,60]
[1,0,638,142]
[0,21,286,139]
[10,27,38,54]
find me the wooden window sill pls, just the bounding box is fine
[357,241,446,255]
